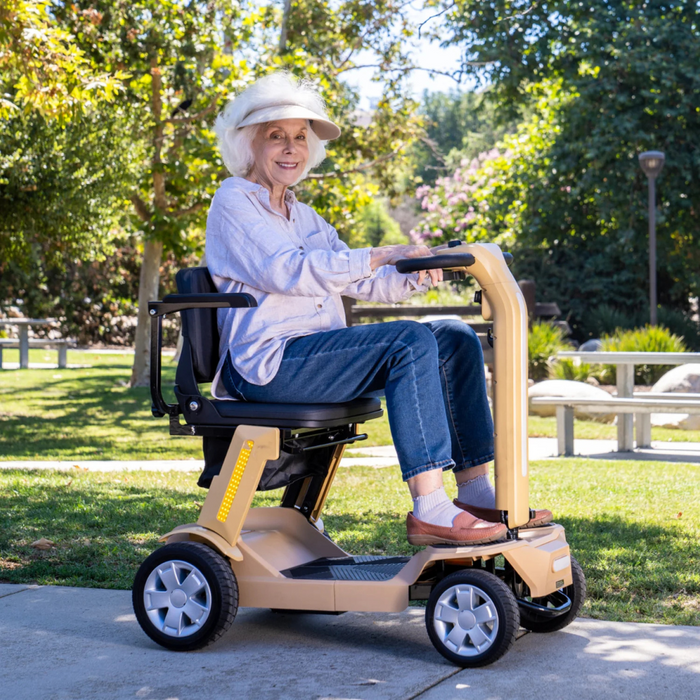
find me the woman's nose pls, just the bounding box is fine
[284,137,296,153]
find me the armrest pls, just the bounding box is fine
[148,293,257,418]
[148,293,257,317]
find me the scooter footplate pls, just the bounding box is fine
[281,555,410,582]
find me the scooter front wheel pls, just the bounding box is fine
[132,541,238,651]
[426,569,520,667]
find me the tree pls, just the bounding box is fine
[50,0,255,385]
[0,0,126,119]
[0,106,139,269]
[411,89,512,185]
[414,1,700,337]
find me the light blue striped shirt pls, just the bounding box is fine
[205,177,428,397]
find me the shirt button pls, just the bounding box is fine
[317,304,322,309]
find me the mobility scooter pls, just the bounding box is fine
[133,242,586,667]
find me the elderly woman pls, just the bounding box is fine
[206,73,550,546]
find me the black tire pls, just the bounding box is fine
[132,541,238,651]
[426,569,520,668]
[519,556,586,633]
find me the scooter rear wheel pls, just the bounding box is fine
[132,541,238,651]
[519,556,586,633]
[426,569,520,667]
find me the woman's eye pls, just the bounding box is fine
[297,134,306,140]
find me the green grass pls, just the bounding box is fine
[0,461,698,625]
[1,349,698,461]
[0,349,392,459]
[529,415,700,443]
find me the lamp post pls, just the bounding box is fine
[638,151,665,326]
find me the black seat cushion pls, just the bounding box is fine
[210,396,382,429]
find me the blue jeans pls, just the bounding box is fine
[222,319,494,481]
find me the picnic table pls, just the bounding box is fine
[553,351,700,452]
[0,318,60,369]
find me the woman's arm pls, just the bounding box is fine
[206,194,373,297]
[326,223,442,303]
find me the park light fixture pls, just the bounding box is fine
[638,150,665,326]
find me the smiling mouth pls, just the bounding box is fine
[276,162,298,170]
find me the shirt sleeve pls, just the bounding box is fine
[205,193,373,297]
[325,224,431,303]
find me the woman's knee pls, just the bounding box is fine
[431,319,483,360]
[395,320,438,349]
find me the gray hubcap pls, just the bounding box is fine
[432,583,499,657]
[143,559,212,638]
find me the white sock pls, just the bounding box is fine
[457,473,496,509]
[412,487,463,527]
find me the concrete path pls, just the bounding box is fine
[1,584,698,700]
[3,438,698,474]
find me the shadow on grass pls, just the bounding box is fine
[0,367,185,459]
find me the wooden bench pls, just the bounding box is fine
[530,393,700,456]
[0,338,75,369]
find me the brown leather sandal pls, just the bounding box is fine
[453,500,553,529]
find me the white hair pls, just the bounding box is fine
[214,72,329,184]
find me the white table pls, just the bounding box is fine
[0,318,57,369]
[557,351,700,450]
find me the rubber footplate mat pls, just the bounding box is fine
[281,555,410,581]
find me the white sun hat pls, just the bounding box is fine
[237,103,341,140]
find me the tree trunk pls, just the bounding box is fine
[130,237,164,387]
[279,0,292,53]
[130,57,167,388]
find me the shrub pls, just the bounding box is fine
[577,304,645,339]
[657,307,700,351]
[550,358,595,382]
[528,321,570,381]
[599,325,687,385]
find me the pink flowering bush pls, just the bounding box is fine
[410,148,511,246]
[410,84,564,249]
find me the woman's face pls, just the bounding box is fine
[248,118,310,190]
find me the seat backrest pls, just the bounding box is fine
[175,267,219,383]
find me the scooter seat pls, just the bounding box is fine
[209,396,382,429]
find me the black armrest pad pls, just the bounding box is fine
[149,293,257,317]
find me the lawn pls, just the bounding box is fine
[2,348,699,627]
[1,460,698,626]
[1,349,698,461]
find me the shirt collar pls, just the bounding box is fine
[224,176,297,212]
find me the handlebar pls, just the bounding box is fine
[395,253,475,274]
[395,251,513,274]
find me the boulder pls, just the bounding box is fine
[528,380,615,423]
[650,364,700,430]
[579,338,603,352]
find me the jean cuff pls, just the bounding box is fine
[452,452,495,473]
[402,458,456,482]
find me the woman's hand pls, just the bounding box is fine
[370,244,443,286]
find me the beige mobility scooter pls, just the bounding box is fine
[133,242,586,667]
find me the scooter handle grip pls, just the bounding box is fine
[395,253,475,274]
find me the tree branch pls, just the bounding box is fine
[495,2,539,24]
[131,194,151,222]
[170,202,206,218]
[307,144,406,180]
[166,99,218,125]
[419,136,446,165]
[418,3,457,39]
